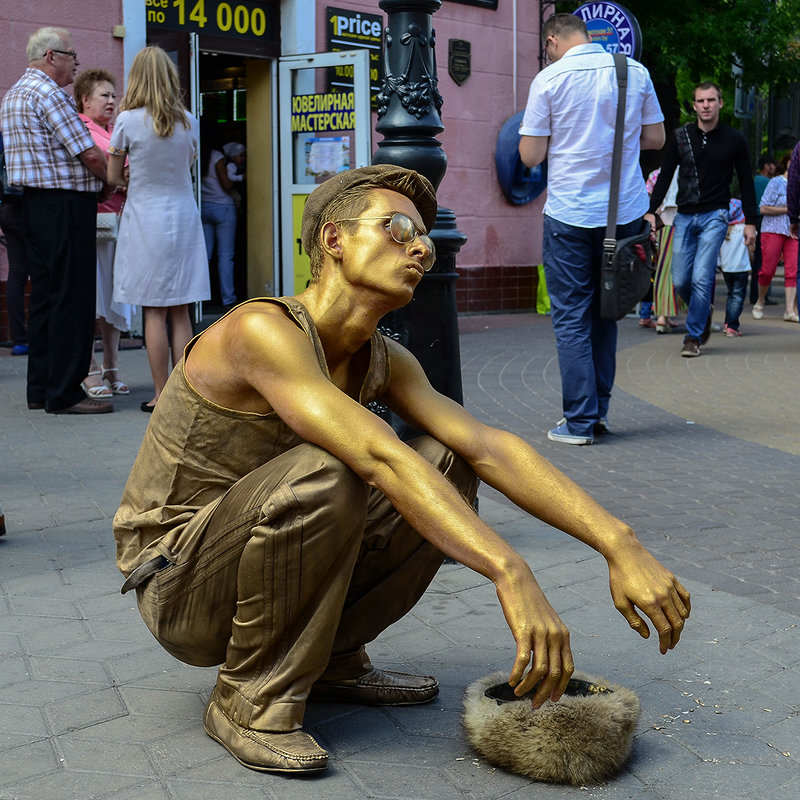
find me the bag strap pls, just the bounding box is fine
[604,53,628,262]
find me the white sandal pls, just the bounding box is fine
[102,368,130,395]
[82,370,113,399]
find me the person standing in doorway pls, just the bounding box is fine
[201,140,244,309]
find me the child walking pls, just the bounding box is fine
[718,198,751,337]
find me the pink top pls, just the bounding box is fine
[79,112,124,213]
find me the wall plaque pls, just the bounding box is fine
[448,39,471,86]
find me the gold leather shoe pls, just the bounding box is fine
[203,695,328,774]
[309,667,439,706]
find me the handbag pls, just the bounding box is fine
[96,211,119,241]
[599,53,656,322]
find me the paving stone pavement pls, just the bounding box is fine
[1,293,798,799]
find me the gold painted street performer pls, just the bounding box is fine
[113,165,691,775]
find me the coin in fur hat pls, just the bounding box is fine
[462,670,641,785]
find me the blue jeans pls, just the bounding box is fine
[202,202,237,305]
[542,214,643,437]
[671,210,728,340]
[722,271,748,330]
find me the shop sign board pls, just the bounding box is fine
[326,6,384,108]
[145,0,277,41]
[573,2,642,61]
[290,92,356,134]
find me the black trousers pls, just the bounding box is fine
[0,196,29,345]
[23,188,97,411]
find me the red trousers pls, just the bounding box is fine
[759,232,798,288]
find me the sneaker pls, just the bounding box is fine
[10,344,28,356]
[558,416,609,436]
[700,305,714,344]
[723,324,742,337]
[680,338,701,357]
[547,422,593,446]
[594,417,610,435]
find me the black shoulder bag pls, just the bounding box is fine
[600,53,656,322]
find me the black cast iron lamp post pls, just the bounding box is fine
[373,0,466,432]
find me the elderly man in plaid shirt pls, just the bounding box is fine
[1,26,111,414]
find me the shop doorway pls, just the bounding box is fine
[199,51,249,310]
[146,28,276,309]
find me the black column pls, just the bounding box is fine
[372,0,466,436]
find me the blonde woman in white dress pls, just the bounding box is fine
[108,46,210,412]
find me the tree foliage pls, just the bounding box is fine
[560,0,800,128]
[625,0,800,89]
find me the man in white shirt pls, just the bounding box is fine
[519,13,665,445]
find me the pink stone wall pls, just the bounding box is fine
[317,1,546,311]
[0,4,126,102]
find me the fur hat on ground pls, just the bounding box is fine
[462,670,641,786]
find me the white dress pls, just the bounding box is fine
[109,108,210,307]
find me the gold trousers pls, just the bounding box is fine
[135,437,478,732]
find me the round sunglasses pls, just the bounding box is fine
[333,212,436,271]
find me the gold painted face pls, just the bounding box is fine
[322,189,433,301]
[333,212,435,272]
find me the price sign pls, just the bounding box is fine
[146,0,277,41]
[326,6,384,108]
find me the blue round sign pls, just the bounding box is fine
[573,2,642,61]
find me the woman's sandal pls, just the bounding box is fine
[655,317,678,334]
[82,370,113,399]
[102,368,130,395]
